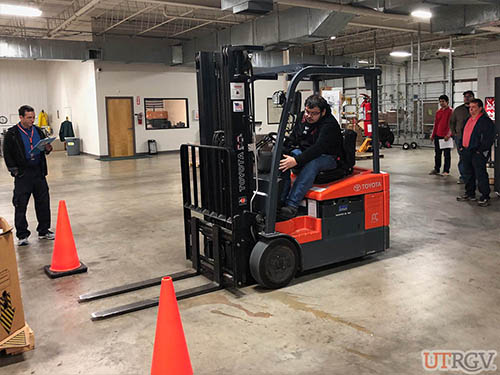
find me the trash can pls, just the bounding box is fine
[66,137,80,156]
[148,139,158,155]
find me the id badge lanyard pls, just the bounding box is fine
[17,123,35,160]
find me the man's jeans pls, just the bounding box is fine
[453,136,465,179]
[461,148,490,200]
[281,149,337,208]
[433,136,451,173]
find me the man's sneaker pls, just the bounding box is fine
[17,237,29,246]
[441,172,450,177]
[456,194,476,201]
[477,198,490,207]
[429,169,440,175]
[457,178,465,184]
[39,230,55,240]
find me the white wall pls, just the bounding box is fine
[0,60,49,127]
[253,75,287,135]
[46,60,100,155]
[477,51,500,101]
[94,62,200,154]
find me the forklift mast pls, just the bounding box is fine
[195,46,262,217]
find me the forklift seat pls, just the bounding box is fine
[313,167,351,185]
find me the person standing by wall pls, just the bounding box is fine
[2,105,55,246]
[456,99,496,207]
[450,90,474,184]
[429,95,453,176]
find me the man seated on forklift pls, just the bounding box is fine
[278,94,343,220]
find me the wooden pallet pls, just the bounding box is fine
[0,323,35,355]
[355,153,384,160]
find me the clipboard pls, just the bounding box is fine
[31,136,56,155]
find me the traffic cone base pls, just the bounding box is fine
[44,262,87,279]
[44,200,87,279]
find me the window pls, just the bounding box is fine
[144,98,189,130]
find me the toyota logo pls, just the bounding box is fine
[353,184,361,192]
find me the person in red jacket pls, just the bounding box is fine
[429,95,453,176]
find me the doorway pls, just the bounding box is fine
[105,97,135,157]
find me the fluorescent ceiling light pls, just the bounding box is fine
[390,51,412,57]
[411,9,432,19]
[439,48,455,53]
[358,60,369,64]
[0,4,42,17]
[330,36,336,40]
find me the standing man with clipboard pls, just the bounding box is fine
[2,105,55,246]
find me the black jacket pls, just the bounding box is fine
[59,120,75,142]
[286,108,342,167]
[3,125,50,177]
[458,114,496,153]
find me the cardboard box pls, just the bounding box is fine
[0,217,25,342]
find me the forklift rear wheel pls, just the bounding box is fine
[411,142,418,149]
[249,238,298,289]
[402,143,410,150]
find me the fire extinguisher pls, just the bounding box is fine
[136,112,143,125]
[360,94,372,137]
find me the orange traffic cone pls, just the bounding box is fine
[44,200,87,279]
[151,276,193,375]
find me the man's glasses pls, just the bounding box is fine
[305,109,321,117]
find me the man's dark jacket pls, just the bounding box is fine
[286,108,342,168]
[3,125,49,177]
[458,113,496,153]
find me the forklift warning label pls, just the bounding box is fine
[353,182,381,192]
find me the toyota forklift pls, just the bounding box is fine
[79,45,389,320]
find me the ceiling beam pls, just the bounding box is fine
[169,14,233,37]
[348,22,430,34]
[136,9,192,35]
[132,0,220,11]
[48,0,102,38]
[99,4,160,34]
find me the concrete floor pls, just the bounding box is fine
[0,148,499,375]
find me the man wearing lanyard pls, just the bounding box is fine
[3,105,55,245]
[456,99,496,207]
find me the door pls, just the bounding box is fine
[106,97,135,157]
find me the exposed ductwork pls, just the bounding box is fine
[431,4,500,34]
[181,7,354,63]
[221,0,273,15]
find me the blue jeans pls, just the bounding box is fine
[453,136,465,179]
[280,149,337,208]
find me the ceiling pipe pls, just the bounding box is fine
[275,0,429,23]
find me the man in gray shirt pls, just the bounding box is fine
[449,90,474,184]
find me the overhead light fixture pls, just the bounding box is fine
[0,4,42,17]
[358,60,369,64]
[439,48,455,53]
[390,51,412,58]
[411,9,432,19]
[330,36,336,40]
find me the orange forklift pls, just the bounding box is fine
[80,46,389,320]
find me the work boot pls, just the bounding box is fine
[279,206,298,220]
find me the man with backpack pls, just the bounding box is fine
[278,95,343,220]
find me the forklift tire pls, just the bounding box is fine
[402,143,410,150]
[249,238,298,289]
[411,142,418,149]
